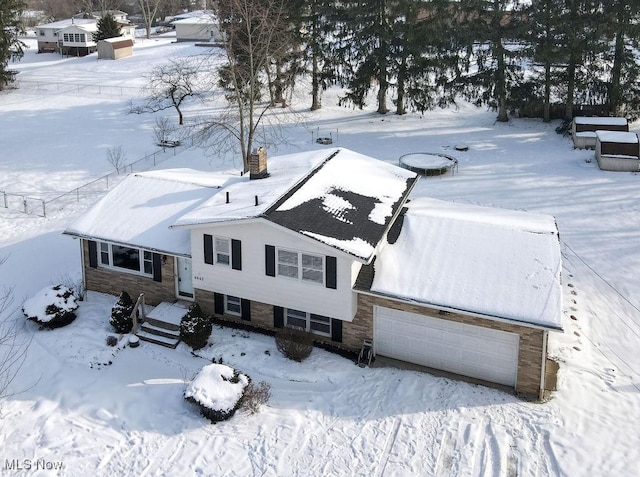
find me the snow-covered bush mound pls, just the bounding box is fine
[23,284,78,329]
[110,291,135,333]
[180,303,211,350]
[185,363,249,423]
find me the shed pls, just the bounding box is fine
[595,131,640,172]
[97,38,134,60]
[173,14,222,43]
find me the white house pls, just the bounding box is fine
[64,148,563,399]
[172,11,222,43]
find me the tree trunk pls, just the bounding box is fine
[377,39,389,114]
[543,61,551,122]
[396,55,406,115]
[310,13,321,111]
[609,31,624,116]
[495,38,508,122]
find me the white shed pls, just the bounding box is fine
[173,14,222,43]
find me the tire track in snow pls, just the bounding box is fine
[373,417,401,477]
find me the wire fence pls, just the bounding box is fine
[1,136,196,218]
[15,79,141,97]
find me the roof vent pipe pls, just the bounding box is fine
[254,195,258,206]
[226,191,230,203]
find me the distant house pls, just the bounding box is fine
[34,11,135,56]
[172,11,222,43]
[64,148,563,399]
[97,38,134,60]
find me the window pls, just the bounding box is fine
[277,250,298,278]
[39,30,45,36]
[215,237,230,266]
[276,249,324,284]
[285,308,331,337]
[98,242,153,276]
[225,295,242,316]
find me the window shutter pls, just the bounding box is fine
[273,306,284,328]
[88,240,98,268]
[326,256,337,289]
[231,239,242,270]
[241,299,251,321]
[214,293,224,315]
[152,253,162,282]
[204,234,213,265]
[265,245,276,277]
[331,318,342,343]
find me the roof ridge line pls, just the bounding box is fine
[262,148,341,216]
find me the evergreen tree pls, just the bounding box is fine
[335,0,396,114]
[600,0,640,119]
[454,0,527,122]
[94,13,121,41]
[0,0,26,91]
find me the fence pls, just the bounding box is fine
[1,137,195,218]
[15,80,141,97]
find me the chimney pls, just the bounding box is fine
[249,147,268,180]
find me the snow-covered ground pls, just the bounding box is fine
[1,37,639,476]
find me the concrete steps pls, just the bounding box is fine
[136,302,187,349]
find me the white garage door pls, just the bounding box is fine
[374,306,519,387]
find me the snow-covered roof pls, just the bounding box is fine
[596,131,638,143]
[175,148,418,261]
[37,18,96,30]
[64,169,239,256]
[574,116,627,126]
[370,198,563,330]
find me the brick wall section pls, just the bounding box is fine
[196,287,547,397]
[82,240,177,305]
[354,293,546,397]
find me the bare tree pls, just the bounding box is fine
[131,57,208,125]
[154,116,176,147]
[200,0,297,172]
[0,256,31,400]
[138,0,164,40]
[106,145,127,173]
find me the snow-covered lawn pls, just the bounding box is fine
[0,37,639,476]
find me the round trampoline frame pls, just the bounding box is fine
[399,152,459,177]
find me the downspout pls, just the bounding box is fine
[79,239,87,298]
[539,330,548,400]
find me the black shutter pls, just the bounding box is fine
[273,306,284,328]
[152,253,162,282]
[241,299,251,321]
[326,256,337,289]
[204,234,213,265]
[214,293,224,315]
[231,239,242,270]
[88,240,98,268]
[265,245,276,276]
[331,318,342,343]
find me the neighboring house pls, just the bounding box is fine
[97,38,134,60]
[172,11,222,43]
[64,148,563,399]
[35,11,135,55]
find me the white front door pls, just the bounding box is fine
[374,306,519,387]
[177,257,194,299]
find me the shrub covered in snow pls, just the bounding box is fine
[180,303,211,350]
[185,363,249,422]
[22,285,78,329]
[109,291,135,334]
[275,327,314,362]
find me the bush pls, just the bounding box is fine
[275,327,314,362]
[109,291,135,334]
[180,303,211,350]
[106,335,118,347]
[240,381,271,414]
[23,285,78,329]
[185,363,249,423]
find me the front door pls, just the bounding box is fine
[177,257,194,299]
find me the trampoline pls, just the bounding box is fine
[399,152,459,176]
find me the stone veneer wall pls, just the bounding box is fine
[82,239,177,305]
[195,288,547,398]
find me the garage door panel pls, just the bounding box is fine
[374,306,519,387]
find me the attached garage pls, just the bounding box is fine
[374,306,520,387]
